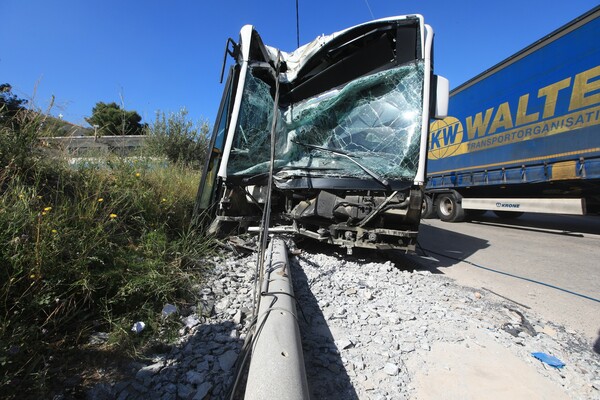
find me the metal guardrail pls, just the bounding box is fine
[40,135,148,156]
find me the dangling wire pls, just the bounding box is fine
[296,0,300,48]
[252,53,282,318]
[364,0,375,19]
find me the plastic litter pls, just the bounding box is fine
[531,352,565,368]
[161,303,177,318]
[131,321,145,334]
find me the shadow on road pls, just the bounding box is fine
[468,212,600,237]
[290,255,359,400]
[405,222,490,271]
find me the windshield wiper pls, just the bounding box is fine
[292,140,389,188]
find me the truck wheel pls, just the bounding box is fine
[421,195,435,219]
[493,211,524,219]
[436,194,465,222]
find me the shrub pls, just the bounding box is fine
[145,109,210,169]
[0,109,44,173]
[0,83,28,129]
[0,109,213,398]
[86,101,144,136]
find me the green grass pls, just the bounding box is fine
[0,108,213,397]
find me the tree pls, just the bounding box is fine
[0,84,38,169]
[146,109,210,169]
[0,84,28,126]
[86,102,144,136]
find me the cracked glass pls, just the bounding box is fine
[227,61,424,181]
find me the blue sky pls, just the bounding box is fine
[1,1,598,127]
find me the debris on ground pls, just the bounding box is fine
[86,242,600,400]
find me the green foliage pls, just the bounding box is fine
[86,101,144,136]
[1,84,30,136]
[146,109,210,169]
[0,84,28,123]
[0,107,48,173]
[0,110,213,398]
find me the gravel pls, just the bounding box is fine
[88,239,600,400]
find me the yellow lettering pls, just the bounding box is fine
[466,108,494,140]
[516,93,539,125]
[569,65,600,111]
[538,78,571,119]
[488,102,513,134]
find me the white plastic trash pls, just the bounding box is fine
[131,321,145,334]
[161,303,177,317]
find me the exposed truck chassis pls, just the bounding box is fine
[209,182,423,253]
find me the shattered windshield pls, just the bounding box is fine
[227,61,424,181]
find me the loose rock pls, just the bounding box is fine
[86,242,600,400]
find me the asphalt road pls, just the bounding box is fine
[409,212,600,343]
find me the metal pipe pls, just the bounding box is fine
[247,225,297,233]
[245,238,309,400]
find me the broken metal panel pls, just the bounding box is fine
[279,15,420,84]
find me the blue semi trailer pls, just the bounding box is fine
[424,6,600,222]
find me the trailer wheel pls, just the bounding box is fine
[436,193,465,222]
[421,195,435,219]
[493,211,524,219]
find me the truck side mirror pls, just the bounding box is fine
[434,75,449,119]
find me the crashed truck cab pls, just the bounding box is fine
[194,15,448,252]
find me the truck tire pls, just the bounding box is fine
[421,195,435,219]
[493,211,524,219]
[436,193,465,222]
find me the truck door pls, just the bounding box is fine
[193,67,236,220]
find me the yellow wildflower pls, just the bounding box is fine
[161,198,167,203]
[30,274,36,279]
[135,172,141,177]
[98,198,104,203]
[44,207,52,212]
[51,229,57,234]
[109,213,117,219]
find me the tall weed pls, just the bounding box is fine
[0,109,212,397]
[145,109,210,169]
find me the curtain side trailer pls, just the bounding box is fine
[424,6,600,221]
